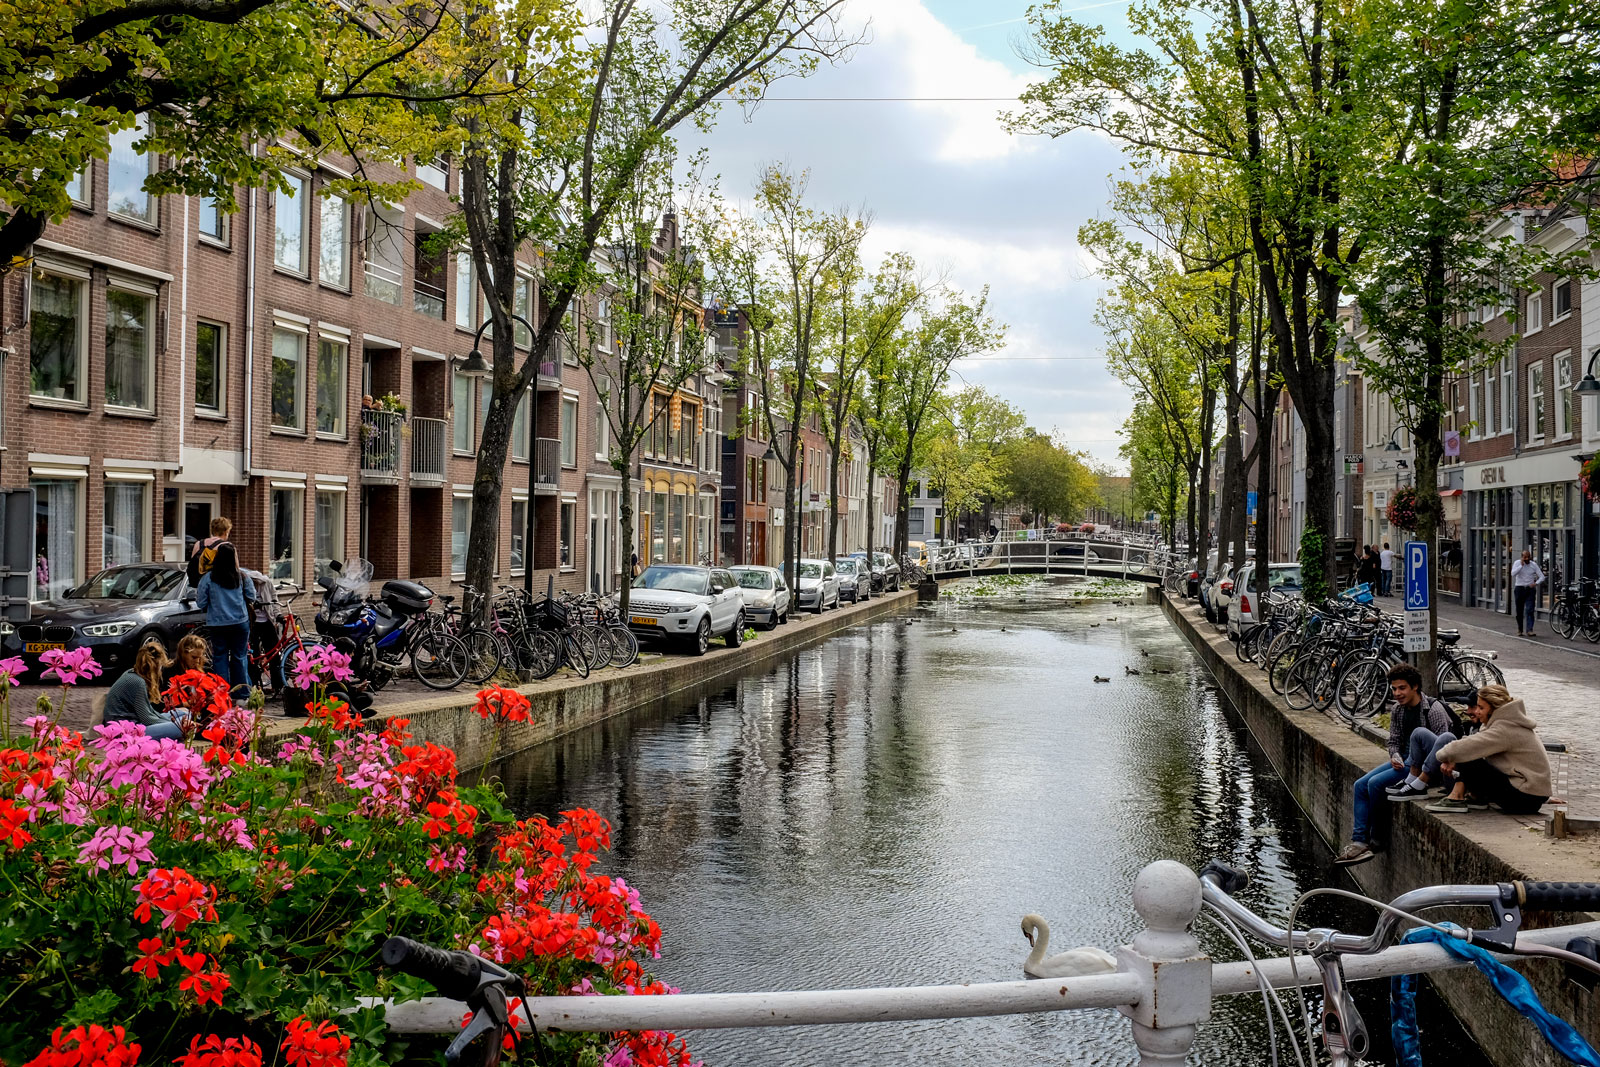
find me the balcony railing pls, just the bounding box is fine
[360,409,403,482]
[413,278,446,320]
[411,417,447,485]
[534,437,561,491]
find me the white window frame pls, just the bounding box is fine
[198,193,228,245]
[1468,373,1480,438]
[595,296,612,351]
[274,172,310,275]
[1524,291,1543,335]
[559,498,576,571]
[1556,352,1574,440]
[65,165,90,209]
[454,252,475,330]
[512,387,530,462]
[107,117,156,227]
[102,474,152,568]
[1552,278,1574,323]
[270,322,308,432]
[315,333,347,438]
[510,495,528,576]
[1528,362,1545,442]
[103,281,157,414]
[514,272,534,349]
[318,194,350,289]
[29,264,90,406]
[269,484,304,588]
[451,493,472,576]
[363,202,404,305]
[313,487,346,582]
[417,157,448,190]
[560,396,578,468]
[30,470,87,601]
[194,319,226,416]
[595,377,611,460]
[452,371,474,454]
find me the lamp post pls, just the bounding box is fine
[457,314,542,598]
[1577,348,1600,441]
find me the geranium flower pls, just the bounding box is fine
[472,685,531,723]
[0,655,27,686]
[282,1017,351,1067]
[0,797,33,849]
[39,646,102,686]
[291,645,355,689]
[178,958,231,1007]
[175,1035,260,1067]
[77,824,156,876]
[22,1024,141,1067]
[133,868,218,932]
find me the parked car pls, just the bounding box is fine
[1,562,206,680]
[833,557,866,602]
[730,565,790,629]
[1184,556,1202,599]
[871,551,902,591]
[1227,563,1304,637]
[1210,564,1243,628]
[794,559,840,613]
[627,565,746,655]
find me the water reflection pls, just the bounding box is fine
[499,578,1487,1066]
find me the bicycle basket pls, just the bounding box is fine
[538,599,570,627]
[1340,583,1374,605]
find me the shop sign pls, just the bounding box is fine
[1479,465,1508,485]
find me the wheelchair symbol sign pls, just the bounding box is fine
[1403,541,1429,611]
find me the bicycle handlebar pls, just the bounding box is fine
[1505,882,1600,912]
[382,936,486,1001]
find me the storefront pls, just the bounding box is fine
[1463,450,1582,618]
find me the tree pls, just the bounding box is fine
[921,386,1025,536]
[1003,433,1097,527]
[1121,402,1186,545]
[455,0,855,612]
[0,0,506,264]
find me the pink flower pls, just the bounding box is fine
[604,1046,635,1067]
[92,721,213,815]
[39,646,102,685]
[291,645,355,689]
[425,844,467,874]
[77,824,157,875]
[0,655,26,686]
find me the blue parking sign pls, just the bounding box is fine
[1404,541,1429,611]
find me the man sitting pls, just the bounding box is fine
[1334,664,1453,866]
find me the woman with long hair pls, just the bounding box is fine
[196,541,256,691]
[1428,684,1553,815]
[102,641,192,740]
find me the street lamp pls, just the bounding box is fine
[1578,348,1600,453]
[1384,427,1405,452]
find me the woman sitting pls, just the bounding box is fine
[161,634,233,724]
[162,634,215,688]
[1427,685,1552,814]
[102,642,194,741]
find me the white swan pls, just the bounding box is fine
[1020,914,1119,979]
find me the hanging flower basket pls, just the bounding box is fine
[1581,455,1600,503]
[1386,484,1420,531]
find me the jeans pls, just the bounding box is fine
[1352,761,1408,844]
[1514,585,1537,633]
[1404,727,1457,780]
[1380,569,1393,596]
[144,721,184,741]
[210,623,250,691]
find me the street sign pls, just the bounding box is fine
[1246,491,1258,517]
[1402,632,1432,653]
[1403,540,1429,611]
[1404,611,1429,635]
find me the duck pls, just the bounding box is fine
[1106,616,1118,622]
[1089,622,1100,628]
[1124,665,1141,675]
[1093,675,1110,683]
[1139,649,1150,657]
[1020,915,1119,979]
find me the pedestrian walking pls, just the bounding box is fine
[1379,542,1394,597]
[186,516,233,587]
[196,542,256,692]
[1511,548,1545,637]
[1357,546,1380,593]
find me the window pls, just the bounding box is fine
[595,378,611,460]
[512,389,529,461]
[1500,356,1514,434]
[65,167,88,207]
[270,327,305,430]
[1468,373,1480,437]
[32,477,82,600]
[514,275,533,348]
[274,174,308,274]
[107,118,154,224]
[314,490,345,581]
[319,195,349,287]
[454,253,474,330]
[1553,278,1573,321]
[1525,292,1543,334]
[418,157,447,190]
[561,398,578,467]
[510,499,527,573]
[595,297,612,350]
[414,225,446,318]
[1557,353,1574,438]
[453,372,473,453]
[910,506,925,535]
[269,487,303,584]
[560,501,575,568]
[30,270,87,402]
[480,380,493,439]
[103,480,148,567]
[1529,363,1545,440]
[198,194,227,243]
[195,321,225,413]
[678,402,698,465]
[316,337,346,436]
[364,202,403,304]
[451,496,471,574]
[104,287,155,411]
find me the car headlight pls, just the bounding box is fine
[81,621,138,638]
[665,605,693,614]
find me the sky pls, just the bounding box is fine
[686,0,1139,469]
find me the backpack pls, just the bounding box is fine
[186,537,229,589]
[1432,694,1470,738]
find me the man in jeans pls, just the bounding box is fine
[1511,548,1544,637]
[1335,664,1453,865]
[1379,542,1395,597]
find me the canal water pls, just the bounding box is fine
[500,576,1489,1066]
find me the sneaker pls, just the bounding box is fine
[1387,782,1431,803]
[1426,797,1473,813]
[1334,842,1375,866]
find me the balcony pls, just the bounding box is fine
[360,410,404,483]
[413,278,445,320]
[411,417,447,486]
[534,436,561,493]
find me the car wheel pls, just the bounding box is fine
[689,617,711,656]
[812,595,823,614]
[726,611,745,648]
[778,607,788,625]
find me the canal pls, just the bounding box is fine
[500,576,1489,1065]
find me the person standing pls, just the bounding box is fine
[196,542,256,692]
[1357,546,1380,593]
[1511,548,1545,637]
[1379,542,1395,597]
[187,516,233,587]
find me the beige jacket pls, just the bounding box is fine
[1436,698,1552,797]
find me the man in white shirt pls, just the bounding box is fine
[1379,542,1395,597]
[1511,548,1545,637]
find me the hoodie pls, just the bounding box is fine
[1436,698,1552,797]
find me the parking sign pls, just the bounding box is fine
[1404,541,1429,612]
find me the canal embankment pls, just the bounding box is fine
[261,590,918,770]
[1161,591,1600,1067]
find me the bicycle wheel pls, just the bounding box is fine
[1262,629,1296,674]
[1235,626,1258,664]
[1552,601,1577,641]
[606,625,639,668]
[1335,655,1389,724]
[1583,606,1600,644]
[411,632,468,690]
[562,632,590,679]
[1281,652,1324,711]
[459,627,503,685]
[1307,653,1344,712]
[1267,643,1301,695]
[1437,653,1504,693]
[583,624,614,669]
[517,630,560,680]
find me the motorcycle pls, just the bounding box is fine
[313,559,467,691]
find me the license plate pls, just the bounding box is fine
[630,616,654,627]
[25,642,64,654]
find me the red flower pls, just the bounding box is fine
[282,1017,351,1067]
[310,697,361,732]
[23,1024,142,1067]
[133,868,219,932]
[163,669,233,721]
[131,936,178,979]
[177,953,231,1007]
[422,790,477,839]
[175,1035,260,1067]
[0,797,34,849]
[472,685,531,723]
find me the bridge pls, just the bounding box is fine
[920,537,1176,583]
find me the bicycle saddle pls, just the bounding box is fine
[1436,630,1461,646]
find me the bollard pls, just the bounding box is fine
[1117,860,1211,1066]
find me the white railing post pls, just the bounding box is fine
[1117,861,1211,1066]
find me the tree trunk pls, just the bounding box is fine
[618,468,635,616]
[827,440,841,562]
[1195,379,1216,571]
[895,452,914,559]
[465,335,518,617]
[864,443,878,576]
[1255,389,1278,590]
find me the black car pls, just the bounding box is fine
[2,563,207,680]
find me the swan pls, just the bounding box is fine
[1020,915,1119,979]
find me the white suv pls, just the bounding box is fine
[628,565,746,656]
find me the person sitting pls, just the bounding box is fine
[102,642,194,741]
[1384,695,1473,803]
[1335,663,1453,866]
[1426,685,1552,815]
[162,633,215,688]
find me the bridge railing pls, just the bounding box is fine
[922,537,1181,582]
[372,859,1600,1063]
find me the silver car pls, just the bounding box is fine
[731,565,791,629]
[833,557,865,602]
[795,559,840,613]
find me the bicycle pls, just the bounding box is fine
[1198,858,1600,1067]
[1552,578,1600,643]
[382,936,530,1065]
[247,593,311,695]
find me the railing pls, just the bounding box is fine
[410,417,446,484]
[534,436,561,490]
[359,409,403,480]
[364,259,401,305]
[920,537,1173,581]
[413,278,446,320]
